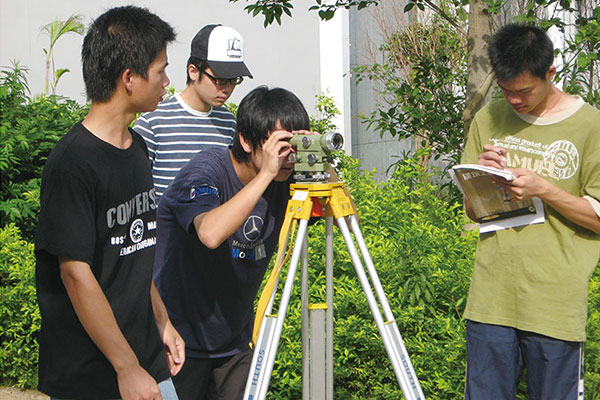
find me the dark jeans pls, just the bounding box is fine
[465,320,584,400]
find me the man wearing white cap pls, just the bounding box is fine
[135,24,253,202]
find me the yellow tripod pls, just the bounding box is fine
[244,182,425,400]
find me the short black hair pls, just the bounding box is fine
[185,57,209,85]
[488,23,554,82]
[82,6,176,102]
[232,86,310,163]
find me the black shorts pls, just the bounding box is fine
[173,349,253,400]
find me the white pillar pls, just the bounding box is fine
[319,7,352,154]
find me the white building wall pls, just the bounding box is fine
[0,0,323,115]
[0,0,415,172]
[348,1,412,180]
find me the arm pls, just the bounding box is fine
[499,168,600,234]
[194,130,293,249]
[59,259,161,400]
[472,143,600,232]
[150,281,185,375]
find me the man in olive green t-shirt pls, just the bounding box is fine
[462,23,600,399]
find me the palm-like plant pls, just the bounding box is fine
[41,14,85,95]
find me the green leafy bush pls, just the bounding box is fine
[353,18,466,170]
[0,64,87,240]
[309,91,341,134]
[586,269,600,399]
[0,224,40,388]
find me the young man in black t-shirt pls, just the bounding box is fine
[153,86,311,399]
[35,6,185,400]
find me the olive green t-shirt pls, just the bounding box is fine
[462,98,600,341]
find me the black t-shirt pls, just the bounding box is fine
[154,147,289,358]
[34,122,169,399]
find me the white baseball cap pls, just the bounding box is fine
[190,24,253,79]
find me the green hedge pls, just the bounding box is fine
[0,64,87,241]
[587,272,600,398]
[0,224,40,388]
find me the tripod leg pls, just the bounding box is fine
[347,215,395,319]
[325,217,334,400]
[335,216,425,400]
[265,231,291,316]
[348,214,425,399]
[301,237,309,400]
[244,218,310,400]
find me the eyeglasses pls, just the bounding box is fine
[201,71,244,86]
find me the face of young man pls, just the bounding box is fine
[132,48,170,113]
[496,67,555,116]
[189,66,237,112]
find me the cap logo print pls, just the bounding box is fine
[227,38,242,59]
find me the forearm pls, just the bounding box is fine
[503,167,600,233]
[150,281,170,332]
[150,281,185,375]
[195,169,274,248]
[541,185,600,234]
[60,259,140,372]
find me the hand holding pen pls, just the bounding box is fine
[478,144,507,170]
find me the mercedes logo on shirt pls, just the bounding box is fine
[243,215,263,242]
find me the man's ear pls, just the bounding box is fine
[546,65,557,81]
[188,64,200,82]
[238,133,253,154]
[120,68,135,95]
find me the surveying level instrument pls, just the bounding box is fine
[288,131,344,182]
[243,179,426,400]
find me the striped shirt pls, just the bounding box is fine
[134,93,236,201]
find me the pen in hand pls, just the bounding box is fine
[495,148,507,169]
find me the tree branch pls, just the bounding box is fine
[423,0,467,37]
